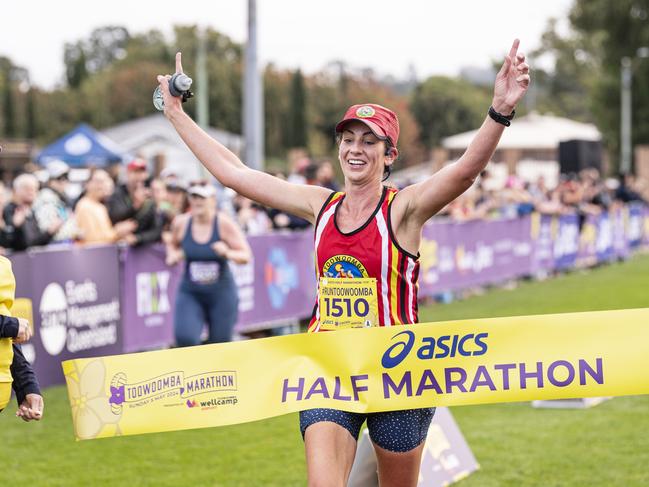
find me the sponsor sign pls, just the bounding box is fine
[121,244,179,353]
[16,246,122,387]
[237,232,315,330]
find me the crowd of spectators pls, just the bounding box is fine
[0,158,176,254]
[0,157,647,255]
[437,168,648,223]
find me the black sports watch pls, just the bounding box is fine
[488,106,515,127]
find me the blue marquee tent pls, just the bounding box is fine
[36,123,127,167]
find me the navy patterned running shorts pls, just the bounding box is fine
[299,407,436,452]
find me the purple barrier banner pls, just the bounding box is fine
[628,203,645,248]
[530,213,555,274]
[485,217,533,283]
[5,204,647,387]
[419,217,533,296]
[118,232,317,351]
[233,231,316,331]
[10,252,32,304]
[10,245,122,388]
[553,213,579,270]
[612,207,631,260]
[577,214,598,268]
[121,244,181,353]
[595,212,615,263]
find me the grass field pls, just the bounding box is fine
[2,254,649,486]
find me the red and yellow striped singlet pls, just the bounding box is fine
[308,186,419,332]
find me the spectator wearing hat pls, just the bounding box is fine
[165,182,251,347]
[164,178,190,216]
[33,160,79,243]
[2,173,62,251]
[75,169,137,245]
[107,158,163,246]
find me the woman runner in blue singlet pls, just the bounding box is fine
[166,183,252,346]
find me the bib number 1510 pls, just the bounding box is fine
[322,297,369,318]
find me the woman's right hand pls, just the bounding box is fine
[156,52,185,119]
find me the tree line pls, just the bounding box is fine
[0,24,494,169]
[1,0,648,172]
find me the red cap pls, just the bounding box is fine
[335,104,400,147]
[127,158,147,171]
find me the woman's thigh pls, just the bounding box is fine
[174,289,206,346]
[205,283,238,343]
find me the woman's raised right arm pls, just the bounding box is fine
[158,54,330,223]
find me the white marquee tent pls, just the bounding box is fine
[442,111,601,150]
[101,114,243,181]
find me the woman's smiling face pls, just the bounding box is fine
[337,120,392,185]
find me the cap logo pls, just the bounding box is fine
[356,106,375,118]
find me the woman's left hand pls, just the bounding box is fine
[492,39,531,114]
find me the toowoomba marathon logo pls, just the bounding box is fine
[109,370,238,413]
[280,329,605,404]
[39,280,119,356]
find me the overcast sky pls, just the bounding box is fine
[2,0,573,89]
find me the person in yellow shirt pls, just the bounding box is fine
[0,255,43,420]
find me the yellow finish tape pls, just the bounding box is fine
[63,308,649,440]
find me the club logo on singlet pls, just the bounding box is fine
[322,255,368,278]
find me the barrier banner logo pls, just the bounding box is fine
[63,308,649,440]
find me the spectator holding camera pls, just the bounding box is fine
[108,158,162,246]
[33,160,80,243]
[3,173,61,251]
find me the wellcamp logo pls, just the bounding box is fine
[39,280,119,356]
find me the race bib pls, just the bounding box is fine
[188,261,220,284]
[318,277,379,330]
